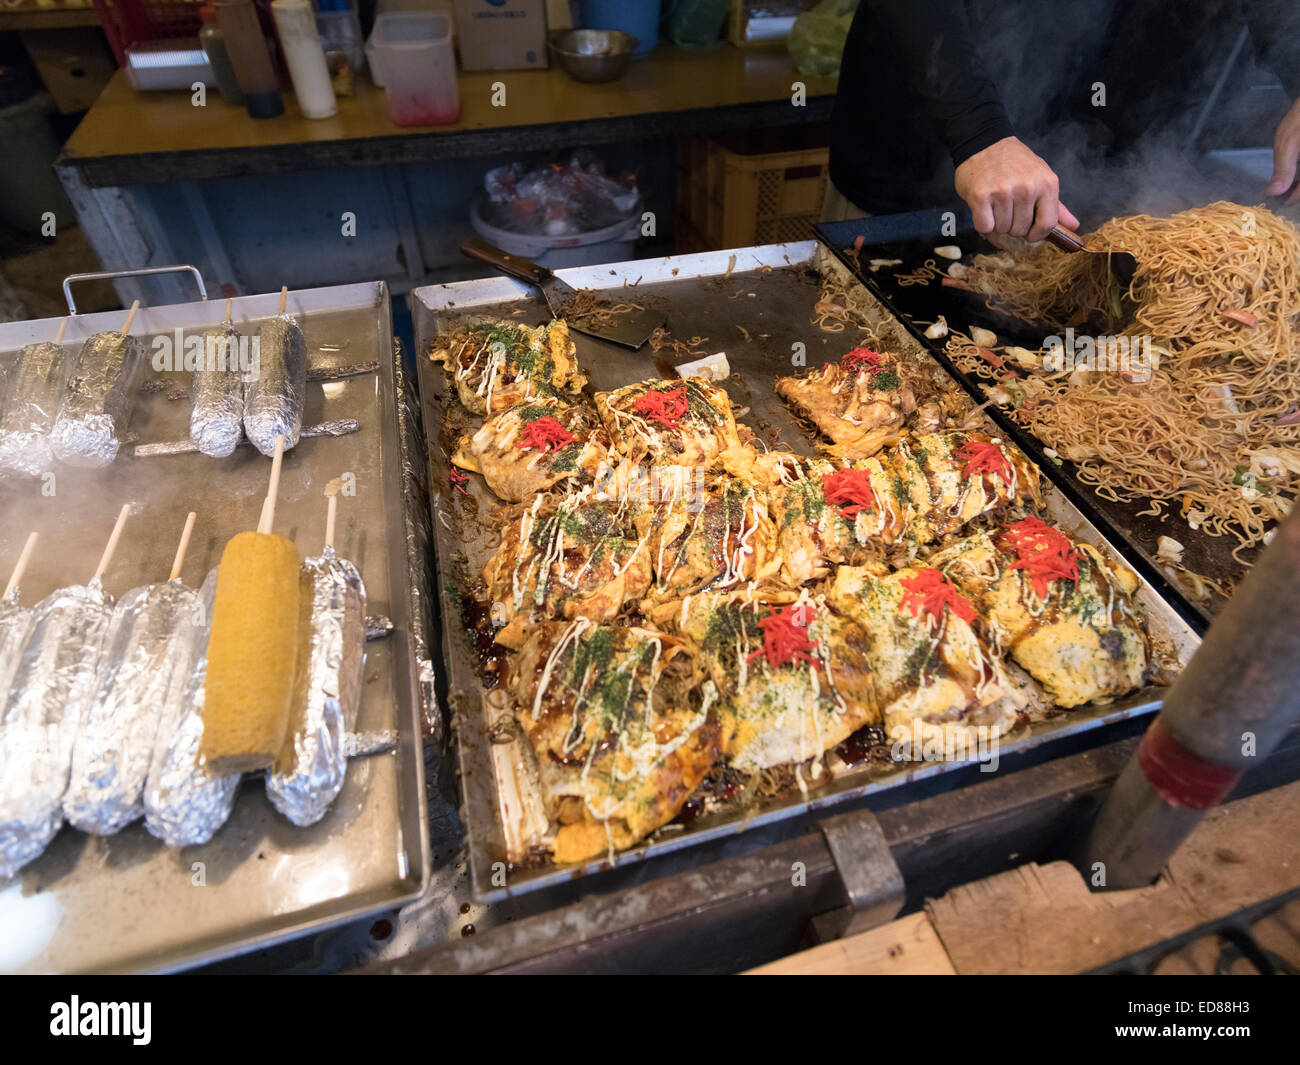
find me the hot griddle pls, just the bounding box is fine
[411,242,1200,904]
[816,209,1248,632]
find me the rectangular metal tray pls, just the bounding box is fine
[815,211,1230,630]
[410,243,1201,904]
[0,282,430,972]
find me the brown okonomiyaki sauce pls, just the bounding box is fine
[460,592,508,689]
[835,724,890,767]
[674,765,744,824]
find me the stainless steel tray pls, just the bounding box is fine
[410,243,1201,904]
[0,282,429,972]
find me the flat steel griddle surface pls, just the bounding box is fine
[0,284,428,972]
[411,243,1200,903]
[815,210,1253,630]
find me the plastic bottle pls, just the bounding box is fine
[198,2,245,105]
[315,0,365,79]
[665,0,730,47]
[579,0,661,57]
[214,0,284,118]
[271,0,337,119]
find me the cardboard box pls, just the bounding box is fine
[453,0,549,71]
[20,28,117,114]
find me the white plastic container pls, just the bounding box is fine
[272,0,337,118]
[367,12,458,126]
[469,199,642,270]
[124,40,215,91]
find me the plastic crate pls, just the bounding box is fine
[675,129,829,253]
[92,0,207,65]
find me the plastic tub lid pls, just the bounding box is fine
[371,11,451,47]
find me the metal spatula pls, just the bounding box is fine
[1046,226,1139,321]
[460,237,667,349]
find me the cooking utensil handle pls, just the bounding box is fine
[1046,227,1088,253]
[62,264,208,315]
[460,237,552,285]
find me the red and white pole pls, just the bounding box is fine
[1081,503,1300,889]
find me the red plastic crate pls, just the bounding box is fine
[92,0,206,65]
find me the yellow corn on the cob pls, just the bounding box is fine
[199,531,301,773]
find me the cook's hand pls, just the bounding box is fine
[954,136,1079,241]
[1267,97,1300,205]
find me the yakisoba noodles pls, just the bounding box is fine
[564,289,647,331]
[949,202,1300,559]
[812,271,903,348]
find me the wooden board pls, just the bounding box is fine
[926,778,1300,975]
[745,912,955,975]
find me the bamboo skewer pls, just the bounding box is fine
[93,504,131,583]
[54,317,68,344]
[324,493,337,551]
[4,532,39,598]
[322,476,343,551]
[279,286,288,315]
[169,512,197,582]
[121,300,139,335]
[258,434,287,536]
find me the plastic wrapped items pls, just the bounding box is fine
[144,570,241,847]
[0,340,68,476]
[199,530,301,772]
[0,581,113,878]
[266,547,366,825]
[190,322,246,458]
[243,314,307,455]
[63,580,202,835]
[481,151,640,236]
[788,0,860,78]
[49,329,143,468]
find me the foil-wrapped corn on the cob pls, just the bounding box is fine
[199,531,301,772]
[0,581,113,878]
[0,341,67,477]
[0,590,34,703]
[64,580,201,835]
[243,314,306,456]
[267,547,366,826]
[144,569,241,847]
[49,330,143,468]
[189,323,246,458]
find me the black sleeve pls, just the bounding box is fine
[1241,0,1300,99]
[859,0,1016,166]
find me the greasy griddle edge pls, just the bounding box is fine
[410,244,1201,904]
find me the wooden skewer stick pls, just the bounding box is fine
[93,504,131,583]
[322,476,342,551]
[121,299,140,335]
[324,493,337,551]
[4,532,39,598]
[279,286,288,315]
[169,511,197,582]
[223,297,233,325]
[257,434,287,536]
[54,317,68,345]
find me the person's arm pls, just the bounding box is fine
[860,0,1075,238]
[861,0,1010,167]
[1242,0,1300,203]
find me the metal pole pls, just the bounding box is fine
[1081,503,1300,890]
